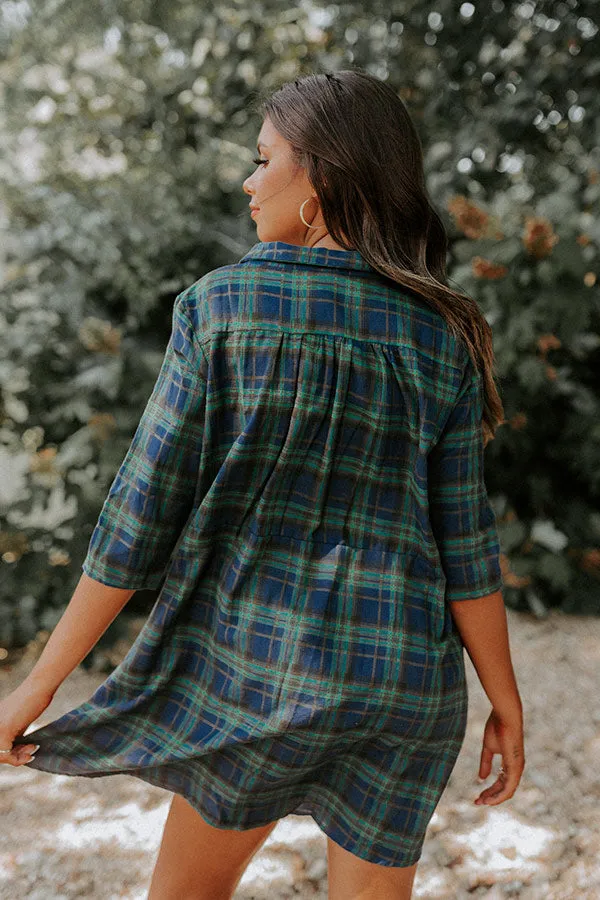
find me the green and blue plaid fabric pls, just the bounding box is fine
[22,241,503,867]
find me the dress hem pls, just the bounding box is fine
[172,781,425,869]
[24,757,424,868]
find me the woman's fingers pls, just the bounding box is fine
[478,745,494,779]
[474,759,523,805]
[0,744,39,766]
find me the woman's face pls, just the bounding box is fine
[242,116,345,250]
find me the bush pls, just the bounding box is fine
[0,0,598,657]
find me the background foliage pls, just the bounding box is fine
[1,0,599,662]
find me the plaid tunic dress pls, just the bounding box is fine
[21,241,504,867]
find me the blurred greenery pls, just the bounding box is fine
[1,0,599,662]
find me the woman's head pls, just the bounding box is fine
[242,113,346,249]
[245,70,505,442]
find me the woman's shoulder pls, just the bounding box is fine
[173,253,471,376]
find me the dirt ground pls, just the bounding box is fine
[1,605,599,899]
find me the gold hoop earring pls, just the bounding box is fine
[299,198,322,229]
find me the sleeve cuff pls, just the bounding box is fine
[81,560,164,591]
[445,573,505,602]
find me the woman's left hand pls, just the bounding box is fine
[0,679,54,766]
[474,707,525,806]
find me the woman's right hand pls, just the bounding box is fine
[474,707,525,806]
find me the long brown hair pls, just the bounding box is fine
[253,69,505,445]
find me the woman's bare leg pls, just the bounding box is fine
[327,836,419,900]
[147,794,278,900]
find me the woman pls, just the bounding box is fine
[1,70,524,899]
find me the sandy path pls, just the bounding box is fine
[1,606,599,899]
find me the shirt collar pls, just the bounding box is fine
[239,241,376,273]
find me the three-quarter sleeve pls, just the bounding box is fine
[427,357,504,602]
[81,293,207,590]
